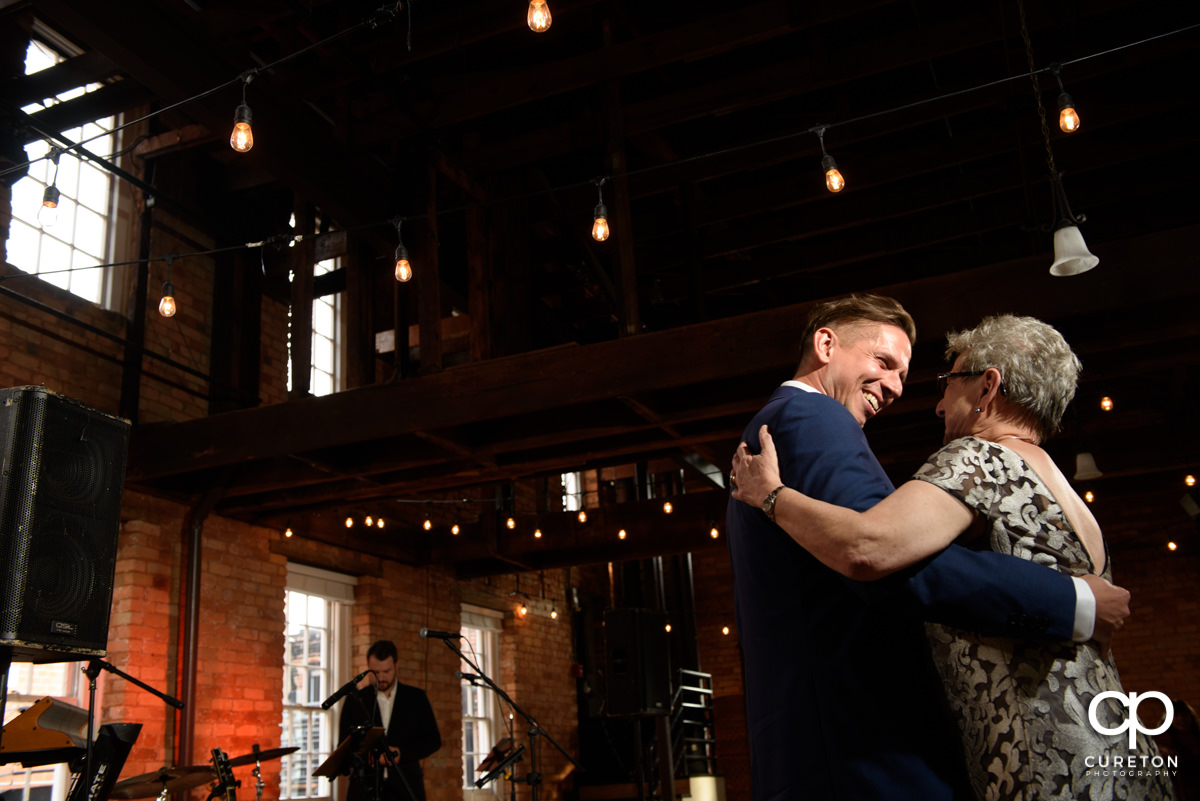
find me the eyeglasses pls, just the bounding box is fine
[936,371,984,398]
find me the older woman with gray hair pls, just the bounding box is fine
[730,314,1173,801]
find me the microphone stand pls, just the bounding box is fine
[437,639,582,801]
[80,659,184,801]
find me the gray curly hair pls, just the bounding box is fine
[944,314,1081,441]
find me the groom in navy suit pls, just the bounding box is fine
[726,294,1127,801]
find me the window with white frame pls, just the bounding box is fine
[6,35,118,306]
[286,255,342,397]
[0,661,85,801]
[461,607,507,797]
[281,564,356,801]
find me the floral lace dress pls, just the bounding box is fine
[913,437,1175,801]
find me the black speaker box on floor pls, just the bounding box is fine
[0,386,130,661]
[604,608,671,716]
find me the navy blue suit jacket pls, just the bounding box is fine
[727,386,1076,801]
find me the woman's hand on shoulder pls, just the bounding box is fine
[730,425,783,509]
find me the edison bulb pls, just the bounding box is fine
[284,527,294,538]
[230,105,254,152]
[721,626,730,636]
[377,518,385,529]
[664,623,671,633]
[1100,396,1113,412]
[710,527,719,539]
[550,608,558,620]
[451,523,461,536]
[662,501,673,514]
[345,516,354,528]
[592,216,609,241]
[1186,475,1196,487]
[825,167,845,193]
[38,185,60,227]
[506,517,516,530]
[518,603,528,616]
[423,518,432,531]
[577,510,587,524]
[527,0,551,32]
[1059,106,1080,133]
[365,515,374,527]
[534,528,543,539]
[395,258,413,282]
[618,529,627,540]
[1168,541,1178,552]
[1084,491,1094,503]
[158,292,177,318]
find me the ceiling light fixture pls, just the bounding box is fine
[592,177,609,242]
[1052,64,1081,133]
[1018,1,1097,276]
[38,148,62,228]
[230,72,256,153]
[393,217,413,282]
[815,126,844,193]
[158,255,177,318]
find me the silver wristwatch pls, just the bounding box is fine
[761,485,786,523]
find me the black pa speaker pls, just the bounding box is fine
[0,386,130,660]
[604,608,671,716]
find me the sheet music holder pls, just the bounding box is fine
[312,727,384,778]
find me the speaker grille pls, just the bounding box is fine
[0,387,129,660]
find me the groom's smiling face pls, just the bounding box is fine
[823,322,912,426]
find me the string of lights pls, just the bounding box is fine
[5,19,1196,311]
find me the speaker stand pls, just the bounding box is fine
[0,648,11,754]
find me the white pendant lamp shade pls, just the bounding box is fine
[1050,225,1099,276]
[1074,452,1103,481]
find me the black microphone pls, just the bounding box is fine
[320,670,372,710]
[419,628,462,640]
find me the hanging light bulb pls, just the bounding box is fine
[534,528,543,539]
[664,623,672,633]
[1084,490,1095,503]
[618,528,627,540]
[1168,541,1178,551]
[662,501,673,514]
[393,218,413,282]
[377,518,385,529]
[1185,475,1196,488]
[365,515,374,527]
[710,527,720,539]
[423,516,433,531]
[1053,66,1080,133]
[518,600,529,616]
[721,626,730,636]
[592,177,609,241]
[550,606,559,620]
[345,516,354,528]
[284,525,294,538]
[158,281,177,318]
[816,126,845,193]
[506,516,516,530]
[527,0,551,32]
[38,184,60,228]
[230,72,255,152]
[451,522,461,535]
[577,510,587,524]
[1100,396,1113,412]
[38,148,62,228]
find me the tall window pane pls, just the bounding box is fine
[6,38,116,305]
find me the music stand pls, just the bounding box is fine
[313,727,384,778]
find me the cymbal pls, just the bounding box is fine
[227,746,299,767]
[110,766,213,799]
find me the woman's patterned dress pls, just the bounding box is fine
[914,437,1175,801]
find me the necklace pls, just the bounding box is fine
[994,435,1039,445]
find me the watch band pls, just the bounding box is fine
[761,485,787,523]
